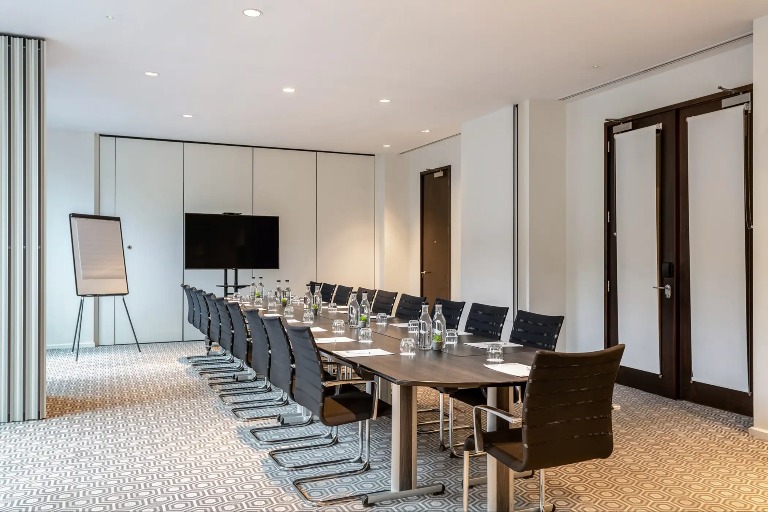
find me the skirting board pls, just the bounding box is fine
[47,342,96,351]
[748,426,768,441]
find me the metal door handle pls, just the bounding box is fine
[420,271,431,275]
[653,284,672,299]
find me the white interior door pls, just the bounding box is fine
[113,138,183,343]
[687,106,749,393]
[615,125,661,375]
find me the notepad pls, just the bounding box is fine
[457,331,473,336]
[315,337,355,344]
[484,363,531,377]
[285,319,299,324]
[391,323,411,328]
[465,341,522,349]
[262,313,282,318]
[333,349,394,357]
[310,327,327,333]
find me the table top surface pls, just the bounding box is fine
[241,302,536,387]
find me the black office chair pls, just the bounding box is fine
[464,302,509,339]
[309,281,321,295]
[319,283,336,303]
[509,311,564,351]
[462,345,625,512]
[433,298,466,330]
[275,325,390,506]
[332,285,353,305]
[356,287,377,304]
[394,294,426,321]
[182,285,195,326]
[371,290,397,315]
[213,303,268,397]
[192,293,232,368]
[199,298,244,376]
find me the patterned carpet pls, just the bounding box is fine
[0,342,767,511]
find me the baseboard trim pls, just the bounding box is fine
[47,342,95,351]
[748,426,768,441]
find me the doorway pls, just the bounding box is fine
[420,166,451,305]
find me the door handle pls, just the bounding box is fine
[653,284,672,299]
[420,271,431,276]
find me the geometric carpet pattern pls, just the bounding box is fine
[0,341,766,511]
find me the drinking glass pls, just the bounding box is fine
[486,343,503,363]
[232,293,242,302]
[445,329,458,346]
[376,312,388,325]
[332,319,345,334]
[329,302,337,313]
[267,298,276,311]
[303,309,314,323]
[359,327,373,343]
[284,304,294,318]
[400,338,416,355]
[407,320,419,337]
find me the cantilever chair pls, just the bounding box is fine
[274,325,390,506]
[309,281,321,295]
[319,283,336,303]
[462,345,625,512]
[356,287,377,304]
[371,290,397,315]
[433,298,466,330]
[212,303,268,397]
[332,285,353,305]
[393,294,426,321]
[198,298,244,377]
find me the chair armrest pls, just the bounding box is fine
[322,379,380,419]
[471,405,522,453]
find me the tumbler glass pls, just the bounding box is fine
[400,338,416,355]
[376,313,388,325]
[359,327,373,343]
[486,343,503,363]
[445,329,459,346]
[332,319,345,334]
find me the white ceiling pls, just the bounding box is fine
[2,0,768,154]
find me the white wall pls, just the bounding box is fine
[565,42,754,354]
[44,130,97,349]
[460,107,516,337]
[750,19,768,440]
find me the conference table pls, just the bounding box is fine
[246,303,536,511]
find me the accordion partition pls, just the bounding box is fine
[0,35,46,422]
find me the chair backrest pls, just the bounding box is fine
[371,290,397,315]
[182,285,195,325]
[333,285,353,305]
[521,345,625,471]
[319,283,336,303]
[285,326,325,418]
[204,294,220,343]
[261,317,294,396]
[195,289,208,334]
[244,309,270,377]
[357,287,377,304]
[187,287,200,329]
[464,303,509,340]
[509,310,564,351]
[309,281,321,295]
[215,297,233,352]
[433,298,466,330]
[394,294,426,321]
[228,302,249,362]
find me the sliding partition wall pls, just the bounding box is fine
[606,87,753,414]
[98,137,375,344]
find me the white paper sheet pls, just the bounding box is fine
[310,327,327,333]
[262,313,282,318]
[285,319,299,324]
[484,363,531,377]
[457,332,473,336]
[465,341,522,349]
[333,349,394,357]
[391,323,411,328]
[315,337,355,344]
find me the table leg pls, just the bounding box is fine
[486,387,514,511]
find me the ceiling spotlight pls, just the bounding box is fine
[592,65,599,69]
[105,15,115,20]
[144,71,159,77]
[383,144,391,148]
[182,114,193,118]
[282,87,295,93]
[243,9,262,17]
[421,129,430,133]
[379,99,391,103]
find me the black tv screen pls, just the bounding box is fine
[185,213,279,269]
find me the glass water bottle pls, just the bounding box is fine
[348,292,360,329]
[359,292,371,328]
[275,280,282,302]
[312,287,321,315]
[283,280,291,305]
[432,304,447,351]
[304,285,313,308]
[418,304,433,350]
[249,278,256,302]
[257,277,264,300]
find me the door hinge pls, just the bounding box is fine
[607,281,610,292]
[607,211,610,223]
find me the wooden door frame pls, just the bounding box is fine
[420,166,451,299]
[604,84,753,413]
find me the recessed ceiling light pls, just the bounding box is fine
[379,99,391,103]
[144,71,158,77]
[243,9,262,17]
[383,144,391,148]
[182,114,193,118]
[592,65,599,69]
[105,15,115,20]
[421,129,430,133]
[282,87,295,93]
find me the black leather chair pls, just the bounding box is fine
[319,283,336,303]
[199,298,245,376]
[309,281,321,295]
[371,290,397,315]
[464,302,509,339]
[394,294,426,321]
[433,298,466,330]
[332,285,353,305]
[356,287,377,304]
[275,325,390,506]
[192,293,233,368]
[462,345,625,512]
[212,303,269,397]
[182,285,195,326]
[509,311,564,351]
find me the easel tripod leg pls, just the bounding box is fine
[122,297,141,353]
[75,298,85,362]
[72,297,84,353]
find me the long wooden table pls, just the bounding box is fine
[247,304,533,510]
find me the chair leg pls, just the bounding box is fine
[231,393,290,420]
[516,469,555,512]
[463,448,470,512]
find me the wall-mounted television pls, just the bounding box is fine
[184,213,279,269]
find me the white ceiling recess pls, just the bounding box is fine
[1,0,768,154]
